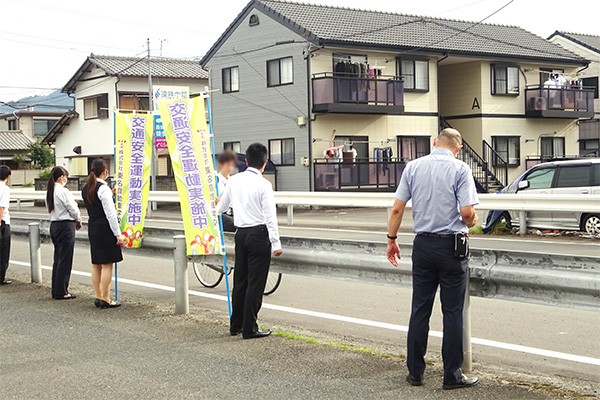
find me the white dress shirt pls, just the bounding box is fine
[97,179,121,236]
[217,172,228,196]
[48,183,81,222]
[216,167,281,251]
[0,181,10,225]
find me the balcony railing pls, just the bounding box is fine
[314,158,406,191]
[312,73,404,115]
[525,85,595,119]
[525,153,599,170]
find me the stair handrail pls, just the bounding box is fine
[459,139,489,192]
[482,140,508,187]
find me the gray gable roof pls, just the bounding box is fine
[0,131,34,151]
[202,0,586,66]
[63,54,208,93]
[549,31,600,54]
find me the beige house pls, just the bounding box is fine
[201,0,594,192]
[548,31,600,158]
[43,54,208,176]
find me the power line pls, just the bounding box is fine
[434,0,494,16]
[0,85,60,90]
[224,93,297,122]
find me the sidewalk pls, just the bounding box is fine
[1,276,564,400]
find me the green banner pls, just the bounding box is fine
[114,112,153,248]
[157,98,223,256]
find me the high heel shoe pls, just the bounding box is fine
[94,299,101,308]
[99,299,121,309]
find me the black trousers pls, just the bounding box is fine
[50,221,76,298]
[407,234,468,383]
[0,222,10,282]
[230,225,271,335]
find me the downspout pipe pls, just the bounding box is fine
[436,53,449,131]
[305,45,313,191]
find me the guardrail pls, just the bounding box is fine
[11,190,600,233]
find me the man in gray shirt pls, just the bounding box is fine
[387,129,479,390]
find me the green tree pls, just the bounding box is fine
[28,139,54,169]
[12,153,26,169]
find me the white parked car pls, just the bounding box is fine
[483,158,600,235]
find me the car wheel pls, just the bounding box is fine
[583,214,600,235]
[499,212,512,226]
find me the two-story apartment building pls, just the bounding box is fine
[548,31,600,158]
[201,0,593,192]
[43,54,208,176]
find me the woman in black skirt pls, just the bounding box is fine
[46,166,81,300]
[82,159,124,309]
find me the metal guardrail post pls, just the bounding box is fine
[287,205,294,226]
[28,223,42,284]
[173,235,189,314]
[462,269,472,373]
[519,210,527,235]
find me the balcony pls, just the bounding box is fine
[312,73,404,115]
[525,85,595,119]
[314,159,406,191]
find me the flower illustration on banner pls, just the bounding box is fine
[122,225,143,248]
[190,230,218,255]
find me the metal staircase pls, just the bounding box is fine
[459,140,507,193]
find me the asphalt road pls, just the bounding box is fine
[2,280,564,400]
[3,238,599,398]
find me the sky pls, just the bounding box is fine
[0,0,598,103]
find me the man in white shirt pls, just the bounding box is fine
[0,166,12,285]
[216,143,282,339]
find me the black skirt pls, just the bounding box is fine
[88,218,123,264]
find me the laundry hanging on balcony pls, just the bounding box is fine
[323,145,344,162]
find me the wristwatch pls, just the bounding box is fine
[387,234,397,240]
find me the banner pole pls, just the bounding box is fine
[205,90,232,318]
[113,111,118,302]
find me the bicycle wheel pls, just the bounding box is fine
[263,272,282,295]
[193,262,224,288]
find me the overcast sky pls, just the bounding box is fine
[0,0,597,102]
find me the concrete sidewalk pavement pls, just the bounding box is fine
[1,278,568,400]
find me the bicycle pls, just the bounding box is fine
[192,261,282,295]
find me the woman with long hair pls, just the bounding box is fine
[82,159,124,309]
[46,166,81,299]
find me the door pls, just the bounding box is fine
[517,166,556,227]
[551,164,592,230]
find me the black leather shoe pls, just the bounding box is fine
[99,300,121,309]
[0,280,12,285]
[243,329,272,340]
[56,294,76,300]
[406,374,423,386]
[230,329,242,336]
[94,299,101,308]
[443,375,479,390]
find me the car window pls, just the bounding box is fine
[522,168,555,190]
[593,165,600,187]
[556,166,590,188]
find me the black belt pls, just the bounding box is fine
[237,224,266,231]
[417,232,458,239]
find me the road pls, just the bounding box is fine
[4,238,599,398]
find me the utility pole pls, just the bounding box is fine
[147,37,157,212]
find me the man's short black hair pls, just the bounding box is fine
[0,165,11,181]
[217,149,237,165]
[245,143,268,169]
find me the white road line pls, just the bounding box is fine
[10,260,600,367]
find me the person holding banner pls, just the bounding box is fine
[82,159,124,309]
[216,150,237,233]
[216,143,282,340]
[46,166,82,300]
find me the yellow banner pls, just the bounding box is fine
[114,112,153,248]
[157,98,223,256]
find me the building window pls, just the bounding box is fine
[398,136,430,161]
[581,76,599,99]
[118,93,150,111]
[398,59,428,91]
[269,138,295,166]
[491,64,519,95]
[33,119,58,136]
[83,94,109,119]
[249,14,259,26]
[267,57,293,87]
[7,119,17,130]
[492,136,520,166]
[541,137,565,159]
[580,139,599,156]
[224,141,241,153]
[222,67,239,93]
